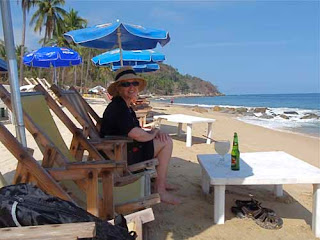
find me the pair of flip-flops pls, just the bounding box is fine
[231,199,283,230]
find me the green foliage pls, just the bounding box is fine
[140,63,221,96]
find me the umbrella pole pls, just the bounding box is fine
[0,0,27,147]
[117,28,123,67]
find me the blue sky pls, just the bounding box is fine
[1,0,319,94]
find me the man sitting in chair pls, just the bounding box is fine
[100,66,180,205]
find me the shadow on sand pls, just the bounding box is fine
[159,124,208,145]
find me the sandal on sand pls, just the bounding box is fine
[235,198,277,215]
[232,199,283,229]
[231,206,246,219]
[252,208,283,230]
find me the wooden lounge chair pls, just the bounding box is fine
[24,77,36,86]
[46,84,159,201]
[0,85,160,219]
[47,84,159,172]
[0,126,154,240]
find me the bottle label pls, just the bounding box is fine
[231,156,236,165]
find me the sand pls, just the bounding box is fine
[0,99,319,240]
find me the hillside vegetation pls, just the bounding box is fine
[141,63,221,96]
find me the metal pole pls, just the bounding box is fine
[0,0,27,147]
[117,28,123,67]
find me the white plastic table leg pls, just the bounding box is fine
[186,123,192,147]
[214,185,226,225]
[312,184,320,238]
[201,168,210,194]
[274,185,283,197]
[206,123,213,144]
[177,123,182,137]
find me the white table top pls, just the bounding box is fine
[154,114,215,124]
[197,151,320,185]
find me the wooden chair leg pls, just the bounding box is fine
[70,137,85,161]
[14,162,30,184]
[100,171,114,220]
[86,170,99,217]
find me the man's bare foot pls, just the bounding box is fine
[166,183,180,191]
[159,190,181,205]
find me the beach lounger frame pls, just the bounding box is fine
[46,84,159,177]
[0,84,160,219]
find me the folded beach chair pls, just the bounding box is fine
[0,84,160,219]
[0,125,155,240]
[24,77,38,86]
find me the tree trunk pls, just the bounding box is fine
[84,50,91,94]
[80,62,84,93]
[73,66,77,86]
[19,9,26,86]
[61,68,66,86]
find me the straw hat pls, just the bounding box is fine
[107,66,147,96]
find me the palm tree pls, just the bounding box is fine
[64,8,87,31]
[49,8,87,47]
[30,0,67,46]
[19,0,36,85]
[16,45,28,67]
[0,40,6,59]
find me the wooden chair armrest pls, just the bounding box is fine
[115,193,161,215]
[89,141,115,151]
[66,160,119,170]
[47,168,95,180]
[114,172,144,187]
[104,135,132,141]
[127,158,159,173]
[89,137,133,146]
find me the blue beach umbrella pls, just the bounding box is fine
[23,46,82,84]
[0,58,8,72]
[91,48,165,67]
[64,21,170,66]
[111,62,160,73]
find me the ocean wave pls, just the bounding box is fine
[153,100,320,137]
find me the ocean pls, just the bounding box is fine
[153,93,320,138]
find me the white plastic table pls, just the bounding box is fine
[154,114,215,147]
[197,151,320,238]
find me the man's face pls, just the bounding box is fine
[117,79,139,101]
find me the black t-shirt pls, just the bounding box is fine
[100,96,140,137]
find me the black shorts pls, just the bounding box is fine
[127,140,154,165]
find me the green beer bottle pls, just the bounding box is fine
[231,132,240,171]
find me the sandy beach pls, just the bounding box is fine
[0,98,319,240]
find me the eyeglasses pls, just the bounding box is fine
[119,81,140,87]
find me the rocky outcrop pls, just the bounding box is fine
[254,107,267,113]
[279,114,290,119]
[300,113,319,119]
[284,111,298,115]
[193,106,208,113]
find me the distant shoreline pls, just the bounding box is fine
[144,93,223,99]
